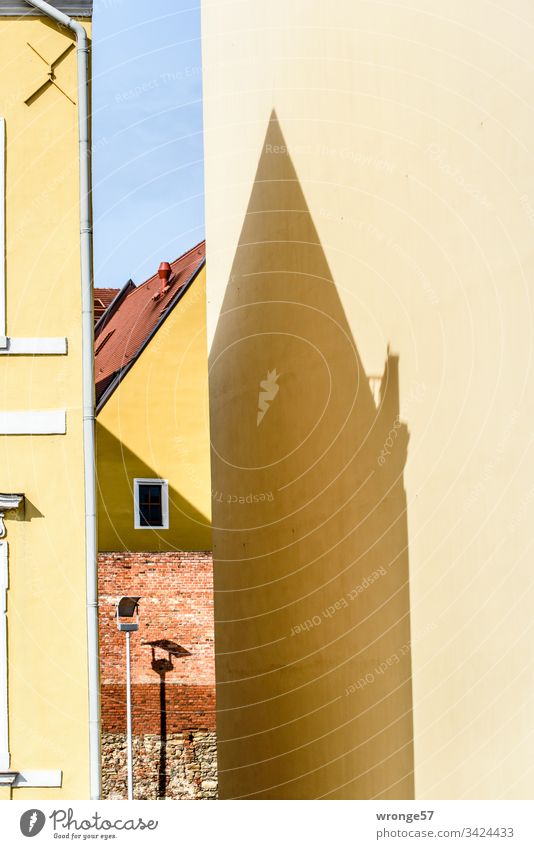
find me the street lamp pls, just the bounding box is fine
[116,596,141,801]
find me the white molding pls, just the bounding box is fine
[133,478,169,529]
[0,494,23,538]
[0,118,5,339]
[11,769,62,788]
[0,410,66,434]
[0,337,67,355]
[0,493,22,512]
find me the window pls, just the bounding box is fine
[133,478,169,529]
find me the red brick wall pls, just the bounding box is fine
[98,552,217,799]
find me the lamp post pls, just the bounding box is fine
[115,596,141,801]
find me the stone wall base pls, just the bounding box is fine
[102,731,218,800]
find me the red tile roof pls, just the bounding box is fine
[94,288,120,324]
[94,240,206,408]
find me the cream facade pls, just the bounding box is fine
[0,1,94,799]
[201,0,534,798]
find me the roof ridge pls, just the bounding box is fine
[94,241,206,406]
[95,255,205,412]
[135,239,206,291]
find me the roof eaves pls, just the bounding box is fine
[0,1,92,14]
[95,257,206,415]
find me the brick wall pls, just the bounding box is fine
[98,552,217,799]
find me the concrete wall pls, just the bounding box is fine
[0,14,91,798]
[201,0,534,798]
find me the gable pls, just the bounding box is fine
[96,265,212,552]
[95,242,205,409]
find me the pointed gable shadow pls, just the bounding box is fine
[209,111,414,799]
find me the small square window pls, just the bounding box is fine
[134,478,169,529]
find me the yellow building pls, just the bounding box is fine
[201,0,534,798]
[95,243,211,552]
[0,0,98,799]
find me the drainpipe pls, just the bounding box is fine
[24,0,100,799]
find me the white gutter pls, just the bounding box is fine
[24,0,101,799]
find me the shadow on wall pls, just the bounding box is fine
[145,640,192,799]
[96,421,211,552]
[9,497,44,523]
[209,111,414,799]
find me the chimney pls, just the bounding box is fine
[158,261,172,296]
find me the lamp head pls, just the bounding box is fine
[116,596,141,631]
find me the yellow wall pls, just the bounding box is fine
[202,0,534,798]
[97,265,212,553]
[0,15,91,798]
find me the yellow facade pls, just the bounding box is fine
[202,0,534,798]
[0,10,92,798]
[96,265,212,553]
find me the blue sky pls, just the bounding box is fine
[92,0,204,289]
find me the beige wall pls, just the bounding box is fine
[202,0,534,798]
[0,15,91,797]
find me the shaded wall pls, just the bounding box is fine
[208,115,413,799]
[202,0,534,799]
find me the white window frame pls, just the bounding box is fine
[133,478,169,529]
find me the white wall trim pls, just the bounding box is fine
[133,478,169,529]
[0,410,66,434]
[0,337,68,355]
[11,769,62,788]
